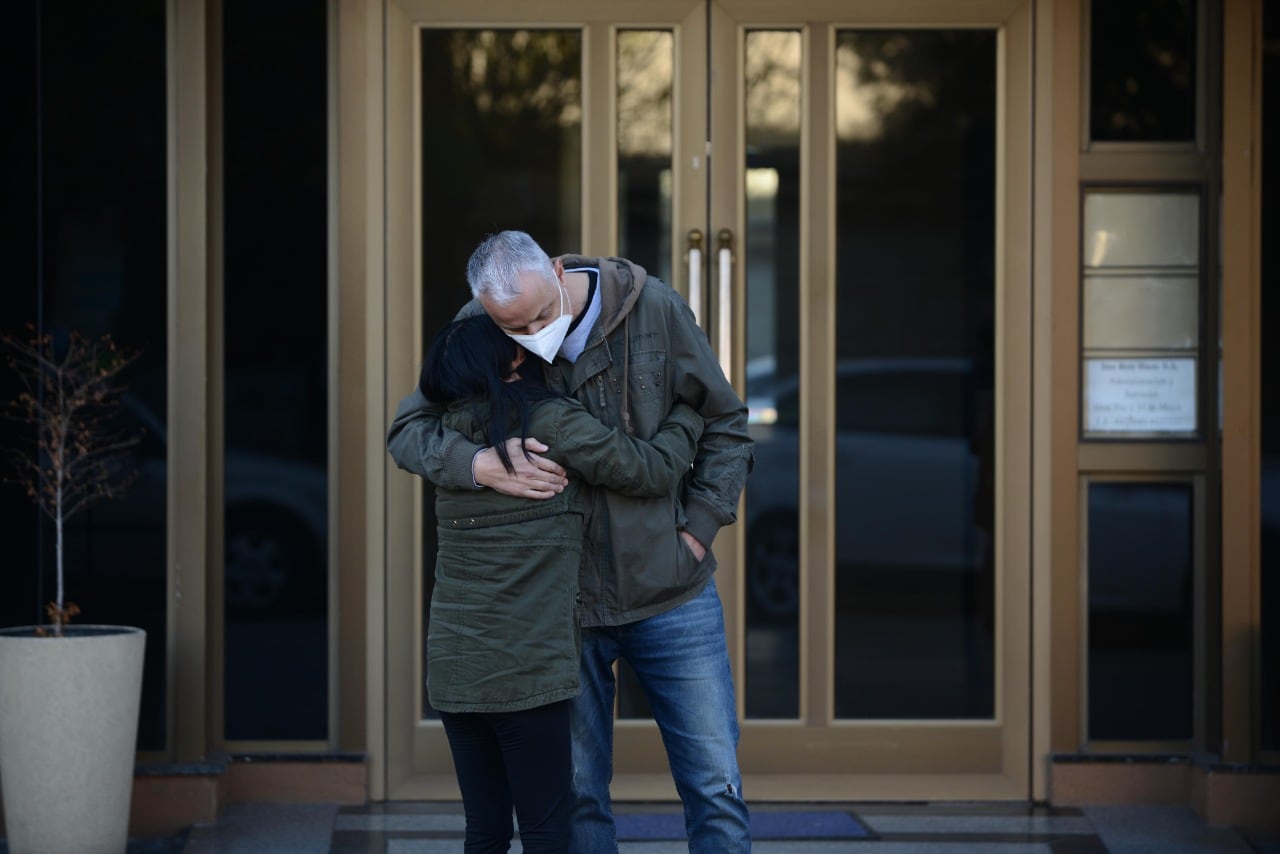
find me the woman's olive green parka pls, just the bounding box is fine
[427,397,702,713]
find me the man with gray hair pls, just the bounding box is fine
[388,230,754,852]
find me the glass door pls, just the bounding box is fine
[383,0,1033,800]
[382,0,708,799]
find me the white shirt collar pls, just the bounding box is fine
[559,268,600,364]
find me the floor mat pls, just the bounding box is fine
[614,809,877,840]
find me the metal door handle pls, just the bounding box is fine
[716,228,733,378]
[686,228,704,328]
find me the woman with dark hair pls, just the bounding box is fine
[418,313,703,854]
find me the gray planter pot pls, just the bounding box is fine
[0,626,146,854]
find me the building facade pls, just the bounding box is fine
[0,0,1276,836]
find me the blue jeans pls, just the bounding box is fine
[569,577,750,853]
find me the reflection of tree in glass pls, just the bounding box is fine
[421,29,582,303]
[836,31,995,154]
[422,28,583,190]
[1090,0,1195,142]
[618,31,673,157]
[435,30,581,130]
[831,30,997,361]
[745,31,801,146]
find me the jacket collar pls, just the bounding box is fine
[556,255,646,343]
[552,255,645,402]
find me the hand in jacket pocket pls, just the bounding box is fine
[679,529,706,562]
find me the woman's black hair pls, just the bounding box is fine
[419,314,558,474]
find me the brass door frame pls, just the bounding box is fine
[1220,0,1266,766]
[372,0,1036,801]
[379,0,707,801]
[695,0,1034,800]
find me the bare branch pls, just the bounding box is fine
[2,324,143,631]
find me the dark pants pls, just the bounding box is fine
[439,699,572,853]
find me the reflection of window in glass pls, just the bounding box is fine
[1089,0,1197,143]
[617,30,673,284]
[835,365,968,437]
[832,29,996,721]
[0,0,169,753]
[1081,191,1201,437]
[223,0,329,742]
[742,30,801,720]
[1260,1,1280,752]
[1087,481,1194,741]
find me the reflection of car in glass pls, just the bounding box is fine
[1085,482,1194,618]
[1082,461,1280,621]
[745,360,1280,624]
[89,397,328,615]
[744,357,988,619]
[1265,458,1280,561]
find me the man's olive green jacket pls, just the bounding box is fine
[387,255,754,627]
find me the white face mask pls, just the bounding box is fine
[508,279,572,363]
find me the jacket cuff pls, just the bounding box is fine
[441,434,486,491]
[683,498,724,552]
[669,403,704,438]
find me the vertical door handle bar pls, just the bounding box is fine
[717,228,734,379]
[686,228,704,328]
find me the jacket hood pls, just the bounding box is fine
[556,255,646,342]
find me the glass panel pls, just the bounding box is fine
[741,30,802,719]
[1087,482,1194,741]
[1089,0,1197,143]
[223,0,329,741]
[1082,275,1198,349]
[1083,192,1199,268]
[617,30,673,286]
[1261,1,1280,752]
[1081,192,1202,438]
[833,30,996,719]
[419,28,582,718]
[0,0,168,751]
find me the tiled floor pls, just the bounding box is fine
[171,801,1280,853]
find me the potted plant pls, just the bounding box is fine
[0,325,146,854]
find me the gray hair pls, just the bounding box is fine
[465,230,557,305]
